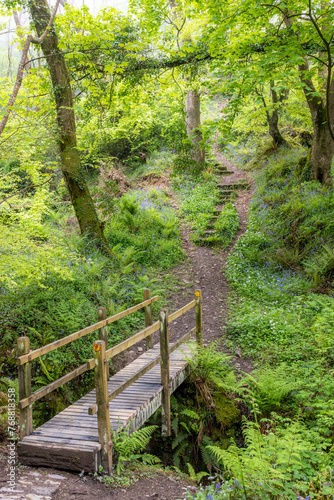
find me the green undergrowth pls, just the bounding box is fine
[126,149,175,181]
[0,184,184,429]
[172,160,239,246]
[206,142,334,499]
[205,203,239,247]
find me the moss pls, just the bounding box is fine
[213,391,240,430]
[295,151,312,181]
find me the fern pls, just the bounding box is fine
[186,463,209,483]
[172,431,188,450]
[112,424,159,475]
[173,439,188,468]
[240,364,299,414]
[206,419,317,496]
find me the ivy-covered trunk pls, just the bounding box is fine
[28,0,112,254]
[185,90,205,163]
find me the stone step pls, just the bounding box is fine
[220,170,234,175]
[198,236,216,245]
[203,230,216,235]
[219,182,249,190]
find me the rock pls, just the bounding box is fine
[138,347,143,352]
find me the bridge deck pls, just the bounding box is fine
[17,343,191,472]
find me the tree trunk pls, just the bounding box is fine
[298,60,333,185]
[267,109,285,147]
[262,82,286,147]
[185,90,205,163]
[27,0,112,254]
[13,11,31,72]
[309,109,334,184]
[283,14,334,185]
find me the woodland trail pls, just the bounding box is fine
[0,149,253,500]
[165,145,254,374]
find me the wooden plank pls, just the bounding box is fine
[168,300,195,323]
[18,341,193,473]
[21,435,100,448]
[89,352,162,414]
[195,290,203,347]
[169,327,196,355]
[19,360,94,410]
[93,340,112,473]
[18,295,159,365]
[18,442,98,472]
[144,289,153,350]
[98,307,109,380]
[17,337,33,438]
[105,321,160,360]
[159,310,171,437]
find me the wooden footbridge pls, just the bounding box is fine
[16,290,203,473]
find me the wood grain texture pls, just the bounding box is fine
[18,342,192,472]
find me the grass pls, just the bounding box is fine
[178,139,334,499]
[172,166,239,246]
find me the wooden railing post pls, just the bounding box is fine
[93,340,112,474]
[159,309,171,437]
[98,307,109,380]
[17,336,33,439]
[195,290,203,348]
[144,289,153,350]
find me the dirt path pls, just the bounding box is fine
[162,147,253,374]
[0,150,253,500]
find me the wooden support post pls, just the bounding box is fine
[17,336,33,439]
[98,307,109,380]
[195,290,203,348]
[159,309,171,437]
[93,340,112,474]
[144,289,153,351]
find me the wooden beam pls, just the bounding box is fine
[169,327,196,355]
[168,300,195,323]
[105,321,160,361]
[144,289,153,350]
[159,310,171,437]
[195,290,203,347]
[98,307,109,380]
[88,353,163,415]
[17,296,160,365]
[93,341,112,474]
[18,337,33,439]
[19,359,94,410]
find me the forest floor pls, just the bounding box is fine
[0,151,253,500]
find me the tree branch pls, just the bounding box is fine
[0,0,61,137]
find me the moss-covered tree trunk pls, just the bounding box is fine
[298,60,334,186]
[283,14,334,186]
[28,0,112,254]
[185,90,205,163]
[262,82,286,148]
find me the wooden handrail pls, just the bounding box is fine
[89,298,198,417]
[88,326,197,416]
[17,295,159,366]
[168,300,195,323]
[105,321,160,361]
[19,358,95,410]
[17,291,160,434]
